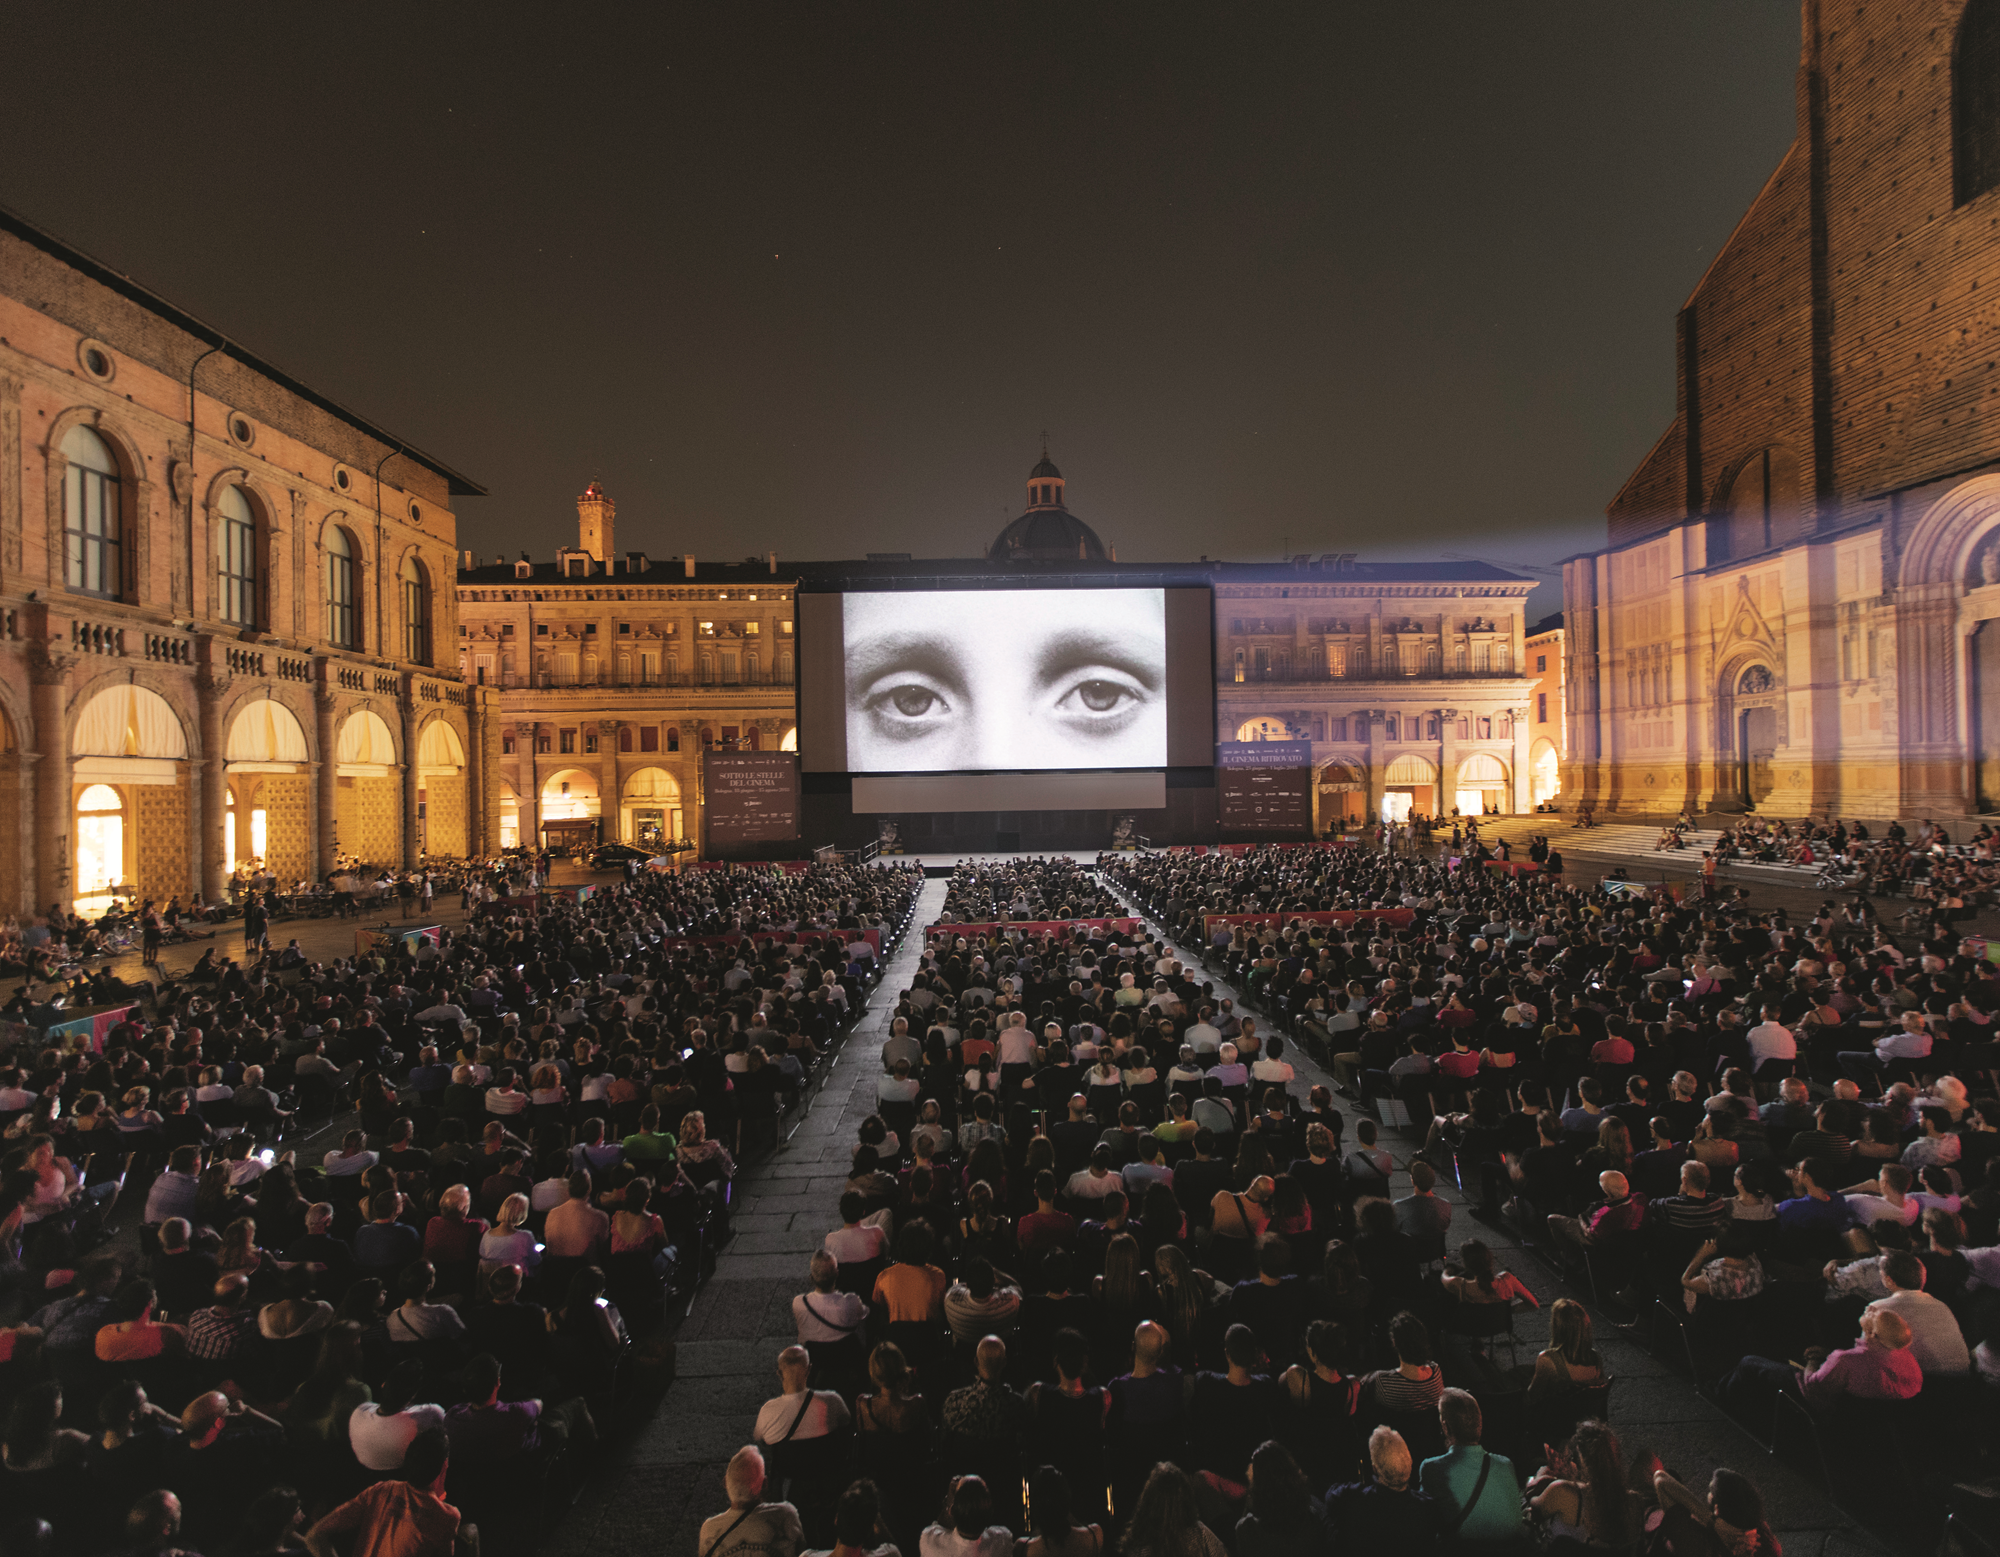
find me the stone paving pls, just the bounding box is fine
[537,869,1898,1557]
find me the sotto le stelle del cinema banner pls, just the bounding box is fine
[703,751,801,846]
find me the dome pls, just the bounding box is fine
[992,448,1100,560]
[989,508,1107,562]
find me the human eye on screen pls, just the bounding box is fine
[1047,663,1154,735]
[858,673,957,738]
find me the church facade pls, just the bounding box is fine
[1564,0,2000,821]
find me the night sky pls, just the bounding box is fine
[2,5,1801,615]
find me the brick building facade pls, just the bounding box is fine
[0,207,494,915]
[1564,0,2000,820]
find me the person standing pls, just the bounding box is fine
[243,891,268,954]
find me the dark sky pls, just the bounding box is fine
[2,4,1802,617]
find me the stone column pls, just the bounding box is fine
[599,720,621,843]
[1365,709,1386,822]
[28,643,69,912]
[1511,706,1532,813]
[522,725,542,849]
[194,659,229,901]
[314,683,338,875]
[400,677,420,866]
[1439,708,1459,819]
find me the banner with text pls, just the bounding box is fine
[1217,741,1313,834]
[704,751,801,847]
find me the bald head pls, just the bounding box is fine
[975,1334,1007,1381]
[1864,1308,1914,1350]
[1133,1320,1169,1365]
[777,1345,811,1389]
[1599,1170,1629,1200]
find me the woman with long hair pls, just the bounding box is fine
[283,1321,371,1447]
[1022,1464,1103,1557]
[1120,1462,1225,1557]
[1278,1321,1358,1490]
[1652,1466,1782,1557]
[1234,1439,1327,1557]
[1145,1243,1214,1368]
[1091,1233,1144,1370]
[1530,1420,1644,1550]
[1314,1239,1372,1343]
[1526,1297,1606,1404]
[961,1138,1009,1207]
[217,1215,267,1278]
[1442,1238,1538,1307]
[856,1339,935,1553]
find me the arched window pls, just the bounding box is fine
[62,426,121,597]
[402,554,431,664]
[667,727,681,752]
[216,486,258,626]
[75,783,124,909]
[1959,0,2000,205]
[1716,447,1803,560]
[326,526,357,649]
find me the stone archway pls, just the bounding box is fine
[1720,662,1784,809]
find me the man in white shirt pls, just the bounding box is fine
[349,1362,447,1471]
[323,1129,378,1177]
[1868,1251,1971,1374]
[754,1345,851,1447]
[1251,1036,1296,1087]
[1064,1143,1125,1202]
[877,1059,921,1106]
[825,1193,889,1264]
[1185,1008,1223,1056]
[1746,1007,1797,1071]
[793,1253,869,1346]
[0,1070,35,1111]
[1845,1163,1922,1227]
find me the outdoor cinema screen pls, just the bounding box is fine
[799,586,1212,774]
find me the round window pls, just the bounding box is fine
[408,500,423,524]
[333,464,353,492]
[76,338,116,383]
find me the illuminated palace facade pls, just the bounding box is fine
[0,207,496,916]
[453,485,798,854]
[460,460,1539,852]
[1563,0,2000,822]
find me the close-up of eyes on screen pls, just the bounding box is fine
[799,587,1211,774]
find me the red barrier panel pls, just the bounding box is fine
[923,917,1143,942]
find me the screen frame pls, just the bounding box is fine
[796,580,1213,776]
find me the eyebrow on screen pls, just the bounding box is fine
[844,632,969,689]
[1030,629,1165,689]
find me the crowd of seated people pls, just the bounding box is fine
[687,857,1890,1557]
[937,860,1124,926]
[698,844,2000,1557]
[0,857,919,1555]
